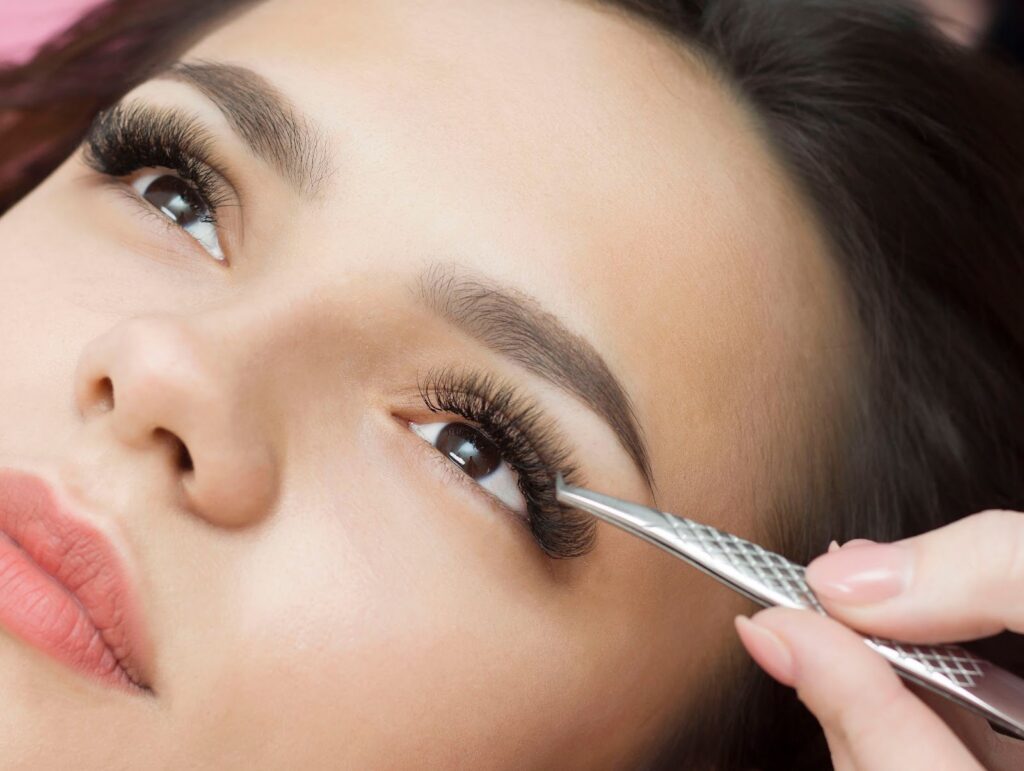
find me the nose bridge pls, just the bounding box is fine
[73,310,279,529]
[109,317,209,433]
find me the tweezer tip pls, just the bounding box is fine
[554,473,583,506]
[554,476,618,518]
[554,478,662,538]
[553,474,589,508]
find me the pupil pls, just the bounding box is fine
[143,175,205,228]
[435,423,502,480]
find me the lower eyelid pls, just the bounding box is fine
[100,178,228,263]
[105,182,180,236]
[404,421,533,529]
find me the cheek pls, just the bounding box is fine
[170,475,614,766]
[3,158,226,311]
[0,179,82,329]
[0,181,101,457]
[0,168,180,459]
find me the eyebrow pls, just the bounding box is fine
[157,60,332,196]
[418,264,654,489]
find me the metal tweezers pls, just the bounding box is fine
[555,476,1024,739]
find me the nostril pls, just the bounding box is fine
[153,428,193,472]
[95,377,114,412]
[178,444,194,472]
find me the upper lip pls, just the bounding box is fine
[0,468,154,692]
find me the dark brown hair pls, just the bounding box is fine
[3,1,1024,768]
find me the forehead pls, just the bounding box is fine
[186,0,849,518]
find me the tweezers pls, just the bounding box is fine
[555,476,1024,740]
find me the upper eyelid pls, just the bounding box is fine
[81,102,249,256]
[83,100,243,210]
[157,59,332,198]
[418,371,577,471]
[399,376,560,488]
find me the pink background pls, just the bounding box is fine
[0,0,105,65]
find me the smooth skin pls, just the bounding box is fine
[737,512,1024,769]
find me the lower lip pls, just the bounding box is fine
[0,531,137,692]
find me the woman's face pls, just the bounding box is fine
[0,0,852,766]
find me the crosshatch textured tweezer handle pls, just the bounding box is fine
[554,480,1024,739]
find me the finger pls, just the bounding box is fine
[736,608,982,770]
[807,510,1024,642]
[822,726,855,771]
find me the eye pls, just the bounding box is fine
[130,169,225,261]
[410,421,528,515]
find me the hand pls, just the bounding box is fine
[735,510,1024,770]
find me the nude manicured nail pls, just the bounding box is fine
[826,538,873,555]
[806,543,911,604]
[840,538,877,550]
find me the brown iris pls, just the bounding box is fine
[141,174,208,228]
[435,423,502,480]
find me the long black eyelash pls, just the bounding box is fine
[419,367,596,559]
[81,101,232,221]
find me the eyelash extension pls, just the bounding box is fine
[419,367,596,559]
[81,101,233,225]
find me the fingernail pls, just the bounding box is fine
[806,543,911,604]
[735,615,796,686]
[827,538,875,554]
[841,538,877,550]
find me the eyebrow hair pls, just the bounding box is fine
[157,60,332,196]
[418,264,654,488]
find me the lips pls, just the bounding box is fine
[0,469,153,694]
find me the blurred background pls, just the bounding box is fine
[0,0,104,66]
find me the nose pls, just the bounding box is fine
[73,315,279,528]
